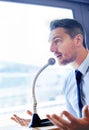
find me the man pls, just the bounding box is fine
[11,19,89,130]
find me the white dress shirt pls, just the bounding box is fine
[62,53,89,118]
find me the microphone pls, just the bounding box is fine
[29,58,56,127]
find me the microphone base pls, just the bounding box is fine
[29,113,53,127]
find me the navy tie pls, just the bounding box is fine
[75,70,83,117]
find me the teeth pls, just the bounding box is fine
[55,53,62,57]
[57,54,61,57]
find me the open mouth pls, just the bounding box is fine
[55,53,62,59]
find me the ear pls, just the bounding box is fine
[75,34,83,47]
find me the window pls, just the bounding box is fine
[0,1,73,128]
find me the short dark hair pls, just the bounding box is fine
[50,18,86,48]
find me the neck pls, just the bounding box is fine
[71,48,88,69]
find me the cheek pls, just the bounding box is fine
[57,43,71,53]
[62,42,76,56]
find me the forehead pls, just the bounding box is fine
[49,27,67,41]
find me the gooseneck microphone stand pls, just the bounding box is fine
[29,58,56,127]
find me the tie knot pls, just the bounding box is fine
[75,70,82,83]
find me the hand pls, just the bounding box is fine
[46,105,89,130]
[11,110,32,126]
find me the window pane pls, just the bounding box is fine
[0,1,73,128]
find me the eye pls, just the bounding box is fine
[54,38,62,45]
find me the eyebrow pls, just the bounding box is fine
[48,35,61,42]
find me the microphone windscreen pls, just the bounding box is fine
[48,58,56,65]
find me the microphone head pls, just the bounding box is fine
[48,58,56,65]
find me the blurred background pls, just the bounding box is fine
[0,1,73,129]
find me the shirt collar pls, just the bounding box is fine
[78,53,89,75]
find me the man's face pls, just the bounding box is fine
[49,28,78,65]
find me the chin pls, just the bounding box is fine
[58,60,68,66]
[58,61,65,66]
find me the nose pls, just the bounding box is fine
[50,42,57,52]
